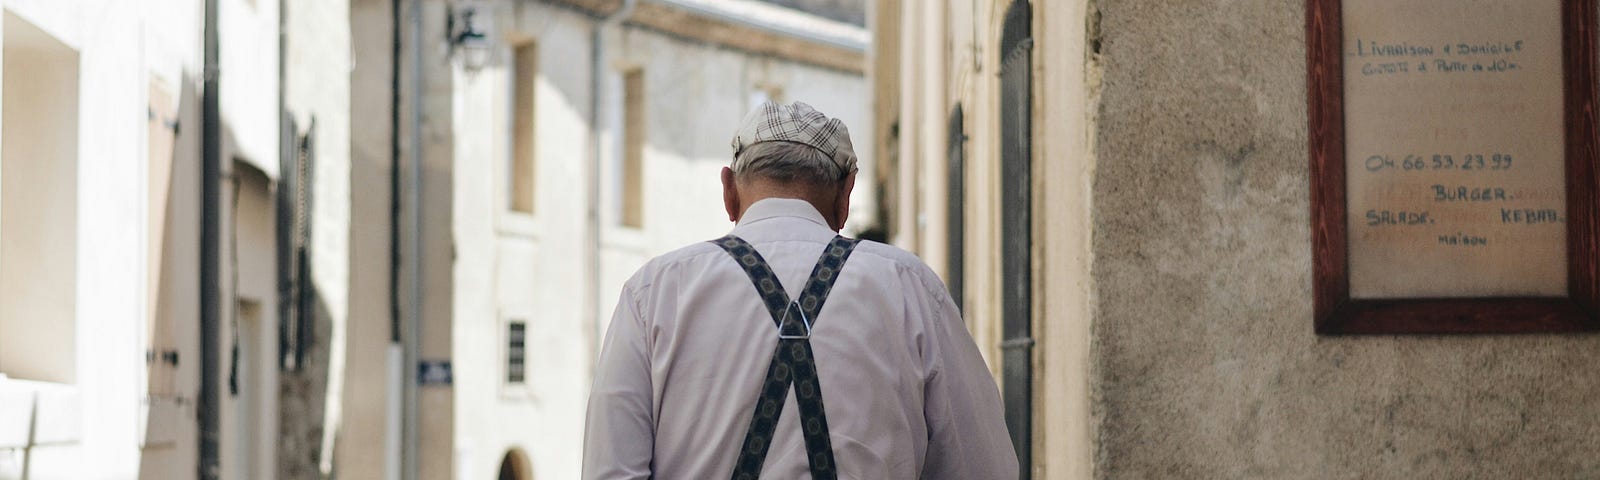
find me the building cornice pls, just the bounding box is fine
[542,0,868,74]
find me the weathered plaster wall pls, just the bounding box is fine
[1090,2,1600,478]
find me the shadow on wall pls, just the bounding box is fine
[278,291,334,480]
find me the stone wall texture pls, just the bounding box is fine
[1090,1,1600,478]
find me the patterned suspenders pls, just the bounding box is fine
[711,235,860,480]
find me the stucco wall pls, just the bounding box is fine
[1090,2,1600,478]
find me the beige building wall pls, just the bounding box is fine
[1088,3,1600,478]
[324,2,461,476]
[1030,2,1094,479]
[875,1,1096,478]
[886,1,1600,478]
[339,0,398,478]
[223,165,281,480]
[414,3,458,479]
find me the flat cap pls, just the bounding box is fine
[730,101,857,175]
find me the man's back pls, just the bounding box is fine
[583,198,1017,479]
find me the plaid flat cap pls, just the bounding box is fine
[731,101,857,175]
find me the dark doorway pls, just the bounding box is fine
[497,448,532,480]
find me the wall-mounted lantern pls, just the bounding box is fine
[448,3,494,73]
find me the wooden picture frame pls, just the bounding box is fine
[1308,0,1600,334]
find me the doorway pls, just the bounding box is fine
[496,448,532,480]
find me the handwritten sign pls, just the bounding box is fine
[1343,0,1567,299]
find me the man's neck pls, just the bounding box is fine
[739,194,838,229]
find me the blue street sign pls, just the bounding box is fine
[418,360,453,386]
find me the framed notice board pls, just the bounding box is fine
[1308,0,1600,333]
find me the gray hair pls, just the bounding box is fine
[733,141,849,187]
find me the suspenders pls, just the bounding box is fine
[711,235,859,480]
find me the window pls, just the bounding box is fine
[0,12,81,384]
[509,41,537,214]
[506,320,526,384]
[620,69,645,228]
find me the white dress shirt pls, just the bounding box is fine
[583,198,1017,479]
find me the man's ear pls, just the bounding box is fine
[722,166,740,223]
[832,171,856,232]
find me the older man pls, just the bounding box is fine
[582,102,1016,479]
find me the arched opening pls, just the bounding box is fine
[496,448,532,480]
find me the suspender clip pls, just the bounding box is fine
[777,301,812,340]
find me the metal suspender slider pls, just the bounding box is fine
[777,301,812,340]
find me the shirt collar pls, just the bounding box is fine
[736,198,830,230]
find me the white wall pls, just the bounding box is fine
[220,0,280,177]
[0,0,286,478]
[452,3,596,479]
[72,1,158,474]
[0,0,200,477]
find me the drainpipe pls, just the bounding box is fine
[198,0,222,478]
[588,0,636,370]
[401,1,425,480]
[385,1,404,479]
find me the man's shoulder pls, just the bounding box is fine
[630,240,725,282]
[848,239,933,274]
